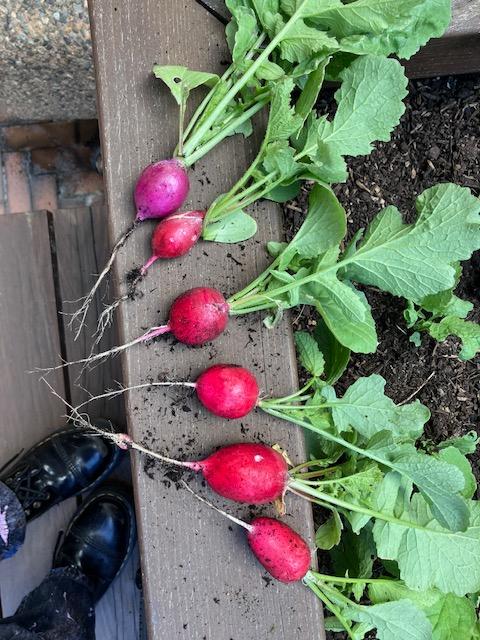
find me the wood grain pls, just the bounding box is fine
[88,1,324,638]
[52,204,140,640]
[0,211,76,614]
[52,204,124,426]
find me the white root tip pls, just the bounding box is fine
[180,480,252,531]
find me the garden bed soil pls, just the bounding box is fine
[289,73,480,477]
[290,71,480,640]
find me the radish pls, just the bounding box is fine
[80,424,289,505]
[142,209,205,268]
[93,210,206,343]
[193,443,288,504]
[68,159,190,340]
[48,287,230,372]
[134,160,189,221]
[246,516,311,583]
[167,287,229,345]
[195,364,259,419]
[181,481,311,584]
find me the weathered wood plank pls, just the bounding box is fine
[52,204,124,425]
[0,211,76,614]
[52,204,140,639]
[89,1,324,639]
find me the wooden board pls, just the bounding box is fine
[88,1,324,639]
[52,204,140,640]
[0,207,140,639]
[0,211,76,615]
[52,204,125,426]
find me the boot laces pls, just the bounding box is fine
[4,463,50,509]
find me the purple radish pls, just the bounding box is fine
[134,160,189,221]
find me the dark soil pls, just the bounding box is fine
[286,73,480,640]
[288,72,480,461]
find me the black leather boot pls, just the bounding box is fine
[53,483,136,601]
[0,420,122,522]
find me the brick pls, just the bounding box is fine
[60,171,104,199]
[31,174,58,212]
[31,145,93,175]
[76,119,99,144]
[1,122,76,151]
[4,152,32,214]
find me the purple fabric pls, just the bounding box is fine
[0,480,26,560]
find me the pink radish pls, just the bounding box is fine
[195,364,259,418]
[89,428,289,505]
[140,210,205,272]
[93,210,206,344]
[247,517,311,583]
[68,158,190,339]
[181,480,311,584]
[51,287,230,372]
[134,159,190,221]
[62,363,259,419]
[167,287,229,345]
[192,443,288,504]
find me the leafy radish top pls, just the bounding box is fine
[153,0,451,242]
[228,183,480,357]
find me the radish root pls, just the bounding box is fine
[73,380,196,412]
[180,480,252,531]
[67,222,137,341]
[34,324,171,374]
[92,267,146,347]
[41,377,192,469]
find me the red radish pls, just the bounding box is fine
[196,364,259,418]
[247,517,311,583]
[180,480,311,584]
[92,210,206,344]
[167,287,229,345]
[191,443,288,503]
[141,210,205,273]
[65,363,259,419]
[52,287,231,371]
[134,159,189,221]
[71,421,288,505]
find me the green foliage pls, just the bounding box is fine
[152,66,219,107]
[204,55,409,238]
[230,183,480,357]
[202,209,257,243]
[404,265,480,360]
[294,331,325,377]
[369,582,478,640]
[372,474,480,595]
